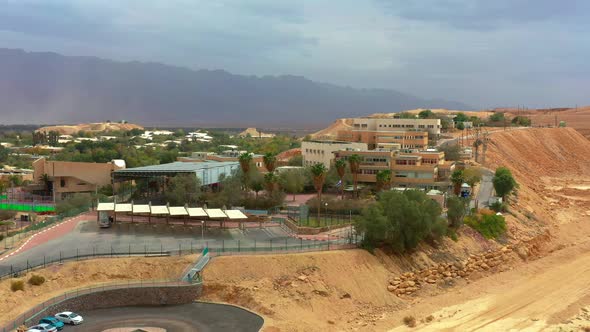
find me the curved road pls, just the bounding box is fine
[67,302,264,332]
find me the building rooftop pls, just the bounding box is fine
[114,161,238,174]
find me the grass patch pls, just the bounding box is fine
[464,214,506,239]
[28,274,46,286]
[10,280,24,292]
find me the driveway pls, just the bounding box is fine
[67,302,264,332]
[471,169,495,209]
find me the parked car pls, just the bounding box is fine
[54,311,84,325]
[39,316,65,330]
[26,323,57,332]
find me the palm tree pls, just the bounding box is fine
[238,153,253,189]
[473,139,483,163]
[334,159,347,199]
[451,169,465,196]
[310,163,327,222]
[262,153,277,173]
[348,154,362,198]
[375,169,391,192]
[264,172,278,193]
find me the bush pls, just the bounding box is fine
[28,274,46,286]
[464,214,506,239]
[11,280,24,292]
[489,201,507,213]
[403,316,417,328]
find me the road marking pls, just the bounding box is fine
[0,214,86,262]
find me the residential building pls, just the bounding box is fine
[238,128,275,139]
[0,167,34,182]
[32,157,126,200]
[302,140,368,168]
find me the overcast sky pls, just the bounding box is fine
[0,0,588,109]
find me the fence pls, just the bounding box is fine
[1,278,202,332]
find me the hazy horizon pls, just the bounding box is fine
[0,0,588,111]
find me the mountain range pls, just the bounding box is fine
[0,49,471,128]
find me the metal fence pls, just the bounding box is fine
[1,278,202,332]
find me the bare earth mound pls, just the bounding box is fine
[0,255,197,326]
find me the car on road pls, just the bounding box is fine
[54,311,84,325]
[39,317,65,330]
[26,323,57,332]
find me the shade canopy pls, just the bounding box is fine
[187,207,207,218]
[169,206,189,216]
[206,209,227,218]
[97,202,115,212]
[225,210,248,220]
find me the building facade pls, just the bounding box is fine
[302,141,368,168]
[32,158,126,200]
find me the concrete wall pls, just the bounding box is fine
[37,283,202,321]
[302,141,368,168]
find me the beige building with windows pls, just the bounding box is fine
[350,117,442,137]
[302,140,368,168]
[32,157,125,200]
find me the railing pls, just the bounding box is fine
[1,278,202,332]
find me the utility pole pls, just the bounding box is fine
[482,130,490,164]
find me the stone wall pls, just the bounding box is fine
[36,283,202,320]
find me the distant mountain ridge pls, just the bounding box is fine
[0,49,471,128]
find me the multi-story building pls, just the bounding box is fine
[178,150,267,172]
[334,148,455,190]
[32,157,125,200]
[302,141,368,168]
[349,117,442,137]
[337,129,428,150]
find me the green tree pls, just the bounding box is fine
[263,153,277,172]
[418,109,434,119]
[264,172,278,193]
[489,112,505,122]
[375,169,391,192]
[492,167,518,201]
[248,169,265,199]
[454,112,469,122]
[463,167,483,192]
[310,163,327,221]
[446,196,468,228]
[396,112,417,119]
[450,169,465,196]
[456,122,465,130]
[334,159,347,199]
[511,116,532,126]
[287,155,303,166]
[238,152,253,189]
[348,154,362,198]
[356,190,445,253]
[439,143,461,161]
[279,169,306,201]
[164,174,201,206]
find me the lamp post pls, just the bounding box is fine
[201,220,204,243]
[324,202,328,228]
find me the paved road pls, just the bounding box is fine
[472,169,495,209]
[67,302,264,332]
[0,218,333,275]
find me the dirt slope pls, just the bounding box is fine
[36,122,143,135]
[309,118,353,140]
[0,255,197,325]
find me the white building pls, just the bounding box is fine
[302,140,368,168]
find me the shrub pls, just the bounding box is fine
[28,274,46,286]
[447,228,458,242]
[425,315,434,323]
[403,316,417,328]
[489,201,507,213]
[11,280,24,292]
[464,214,506,239]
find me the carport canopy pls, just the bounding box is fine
[97,202,115,212]
[150,205,169,215]
[132,204,150,214]
[225,210,248,220]
[206,209,227,219]
[114,203,132,213]
[187,207,207,218]
[169,206,189,216]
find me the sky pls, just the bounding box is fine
[0,0,588,109]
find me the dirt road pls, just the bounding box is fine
[389,234,590,331]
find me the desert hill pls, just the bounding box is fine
[36,122,143,135]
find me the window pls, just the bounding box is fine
[428,125,434,128]
[60,179,66,187]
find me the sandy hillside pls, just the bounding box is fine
[36,122,144,135]
[203,127,590,332]
[0,255,197,325]
[309,118,353,140]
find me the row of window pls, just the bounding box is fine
[304,149,326,155]
[377,124,439,129]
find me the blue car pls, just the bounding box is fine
[38,317,64,331]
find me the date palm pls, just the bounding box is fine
[264,172,278,192]
[239,153,253,190]
[335,159,347,199]
[310,163,327,222]
[376,169,391,192]
[348,154,362,198]
[451,169,465,196]
[262,153,277,173]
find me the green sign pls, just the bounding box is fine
[203,247,209,256]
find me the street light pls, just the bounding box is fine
[201,220,205,243]
[324,203,328,228]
